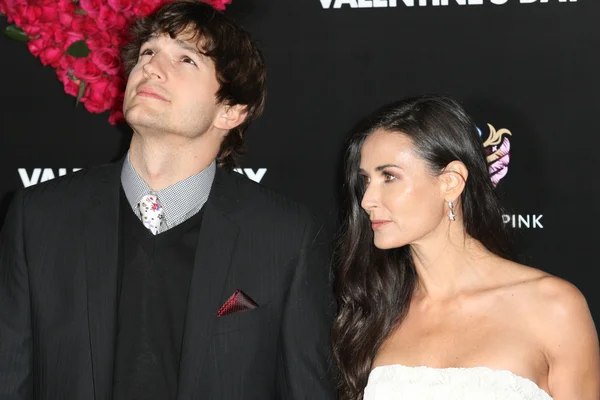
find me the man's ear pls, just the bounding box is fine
[214,104,248,130]
[440,160,468,201]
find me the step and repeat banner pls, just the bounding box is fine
[1,0,598,323]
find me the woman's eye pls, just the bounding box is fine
[182,56,196,66]
[383,172,396,182]
[140,49,154,57]
[361,175,370,185]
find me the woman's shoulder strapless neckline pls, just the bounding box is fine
[364,364,553,400]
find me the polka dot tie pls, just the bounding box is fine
[137,193,164,235]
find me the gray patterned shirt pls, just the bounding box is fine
[120,152,216,233]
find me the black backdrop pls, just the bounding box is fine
[1,0,599,328]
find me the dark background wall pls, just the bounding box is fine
[1,0,599,326]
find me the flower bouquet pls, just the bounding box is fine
[0,0,232,124]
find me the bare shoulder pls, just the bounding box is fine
[503,262,598,356]
[497,260,592,323]
[486,260,599,397]
[522,270,592,327]
[512,268,600,397]
[489,259,596,337]
[531,274,597,344]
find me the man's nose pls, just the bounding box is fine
[142,54,166,80]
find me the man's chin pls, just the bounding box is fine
[124,107,164,128]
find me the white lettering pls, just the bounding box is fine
[358,0,373,6]
[518,215,530,228]
[334,0,358,8]
[18,168,41,188]
[502,214,544,229]
[233,168,267,183]
[18,168,83,188]
[243,168,267,183]
[320,0,334,7]
[40,169,56,183]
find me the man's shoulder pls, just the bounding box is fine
[226,170,314,221]
[19,161,121,207]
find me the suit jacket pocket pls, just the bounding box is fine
[213,303,270,335]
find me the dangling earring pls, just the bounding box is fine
[447,200,456,221]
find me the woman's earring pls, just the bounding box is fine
[448,200,456,221]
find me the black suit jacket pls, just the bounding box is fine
[0,161,337,400]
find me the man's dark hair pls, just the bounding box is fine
[122,0,267,169]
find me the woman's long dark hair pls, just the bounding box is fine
[332,95,514,400]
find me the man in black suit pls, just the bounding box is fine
[0,1,336,399]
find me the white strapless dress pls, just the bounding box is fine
[363,365,553,400]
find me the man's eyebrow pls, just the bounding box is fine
[175,39,203,56]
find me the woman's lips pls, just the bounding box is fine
[371,220,391,230]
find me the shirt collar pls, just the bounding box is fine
[121,151,216,230]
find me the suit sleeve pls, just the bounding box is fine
[0,191,33,399]
[276,216,338,399]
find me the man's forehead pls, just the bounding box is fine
[146,31,207,52]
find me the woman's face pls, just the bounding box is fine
[359,129,447,249]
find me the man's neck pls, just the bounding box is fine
[128,132,219,191]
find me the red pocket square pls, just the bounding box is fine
[217,289,258,317]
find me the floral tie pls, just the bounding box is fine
[138,193,164,235]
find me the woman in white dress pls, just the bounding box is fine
[332,95,599,400]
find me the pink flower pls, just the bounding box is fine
[83,77,113,113]
[92,47,122,75]
[83,75,124,113]
[12,3,42,27]
[70,57,103,83]
[131,0,163,18]
[40,47,64,68]
[97,5,128,32]
[108,0,133,13]
[38,6,58,23]
[79,0,103,18]
[0,0,17,22]
[203,0,232,11]
[26,31,51,57]
[86,31,111,51]
[56,64,82,98]
[29,36,64,67]
[71,14,100,35]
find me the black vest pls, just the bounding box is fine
[113,189,204,400]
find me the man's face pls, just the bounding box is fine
[123,32,224,138]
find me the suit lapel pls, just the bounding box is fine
[177,169,240,399]
[85,162,122,400]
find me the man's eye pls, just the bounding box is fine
[140,49,154,56]
[182,56,196,66]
